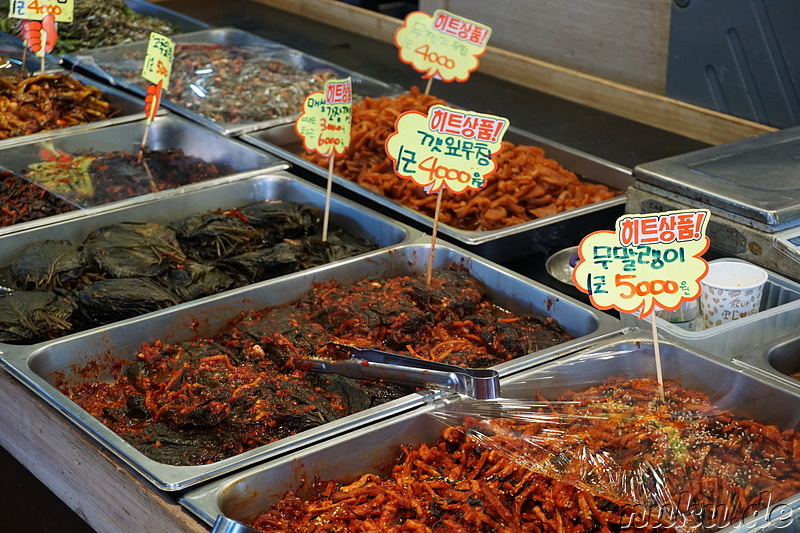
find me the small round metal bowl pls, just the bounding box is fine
[545,246,579,286]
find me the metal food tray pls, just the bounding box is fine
[0,243,619,491]
[68,27,405,136]
[0,113,284,214]
[0,170,415,344]
[240,123,634,263]
[733,332,800,393]
[180,335,800,533]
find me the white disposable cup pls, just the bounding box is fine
[699,261,768,329]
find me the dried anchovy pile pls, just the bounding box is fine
[0,73,120,139]
[102,43,336,124]
[0,0,177,53]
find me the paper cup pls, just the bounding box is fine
[699,261,768,329]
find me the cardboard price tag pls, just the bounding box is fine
[9,0,73,22]
[295,78,352,157]
[141,32,175,91]
[394,10,491,82]
[573,209,710,318]
[386,105,508,194]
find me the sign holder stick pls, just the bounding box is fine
[138,124,152,162]
[426,190,444,285]
[20,45,27,76]
[651,314,665,401]
[322,153,335,242]
[39,28,46,74]
[424,77,433,96]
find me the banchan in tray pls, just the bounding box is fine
[0,113,284,225]
[68,27,405,136]
[0,243,619,491]
[240,123,634,264]
[0,170,415,345]
[180,335,800,533]
[1,0,210,58]
[0,34,162,149]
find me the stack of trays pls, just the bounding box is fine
[734,333,800,393]
[179,335,800,531]
[0,240,619,490]
[240,124,634,263]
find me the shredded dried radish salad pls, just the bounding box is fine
[302,87,621,231]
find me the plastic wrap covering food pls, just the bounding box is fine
[247,348,800,532]
[0,73,120,139]
[0,200,379,344]
[91,42,336,125]
[57,266,571,466]
[301,87,621,232]
[15,145,229,207]
[424,361,800,531]
[0,0,178,54]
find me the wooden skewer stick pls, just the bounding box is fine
[424,76,433,96]
[426,189,444,285]
[322,153,335,242]
[651,313,665,402]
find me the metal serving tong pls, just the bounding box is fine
[303,343,501,400]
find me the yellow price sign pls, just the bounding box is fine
[385,105,508,194]
[295,78,352,157]
[394,10,491,82]
[141,32,175,91]
[9,0,73,22]
[573,209,710,318]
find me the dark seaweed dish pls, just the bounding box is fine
[0,201,378,344]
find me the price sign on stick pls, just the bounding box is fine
[295,78,353,241]
[573,209,711,399]
[386,105,509,282]
[139,32,174,159]
[10,0,74,22]
[395,10,491,93]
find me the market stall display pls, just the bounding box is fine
[0,114,281,211]
[70,28,404,135]
[182,337,800,532]
[0,0,208,54]
[0,243,618,490]
[0,173,410,343]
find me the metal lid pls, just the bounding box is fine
[634,126,800,228]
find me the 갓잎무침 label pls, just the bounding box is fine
[385,104,509,195]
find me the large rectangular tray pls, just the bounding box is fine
[0,243,619,491]
[240,123,634,262]
[180,335,800,532]
[0,170,415,344]
[0,113,285,212]
[68,27,404,136]
[733,332,800,393]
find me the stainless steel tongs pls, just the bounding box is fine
[303,343,501,400]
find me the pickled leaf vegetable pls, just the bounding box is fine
[76,278,179,326]
[81,222,186,279]
[0,201,380,344]
[0,291,77,343]
[9,240,84,291]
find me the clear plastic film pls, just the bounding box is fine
[70,30,403,132]
[428,337,800,531]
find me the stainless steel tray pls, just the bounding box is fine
[0,170,415,345]
[240,123,634,263]
[0,113,284,211]
[0,243,619,491]
[733,332,800,393]
[68,27,404,136]
[180,334,800,533]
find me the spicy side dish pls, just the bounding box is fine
[250,377,800,532]
[58,267,571,465]
[301,87,620,232]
